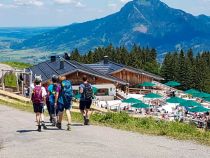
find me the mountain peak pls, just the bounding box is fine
[133,0,161,6]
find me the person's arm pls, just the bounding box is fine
[42,87,47,105]
[79,84,83,94]
[54,85,60,107]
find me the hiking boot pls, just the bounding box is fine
[83,116,87,125]
[42,121,47,130]
[52,118,56,126]
[56,122,62,129]
[86,119,90,125]
[67,124,71,131]
[38,125,41,132]
[49,117,53,123]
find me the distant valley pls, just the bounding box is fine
[1,0,210,62]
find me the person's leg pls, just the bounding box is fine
[41,104,47,129]
[79,100,86,125]
[84,100,92,125]
[46,101,52,122]
[66,108,71,131]
[50,102,56,126]
[36,112,41,132]
[56,103,64,129]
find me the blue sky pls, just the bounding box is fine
[0,0,210,27]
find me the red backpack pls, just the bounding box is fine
[32,86,43,104]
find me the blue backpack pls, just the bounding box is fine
[59,80,73,104]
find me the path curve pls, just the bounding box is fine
[0,105,210,158]
[0,63,13,78]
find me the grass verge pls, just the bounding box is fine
[0,100,210,146]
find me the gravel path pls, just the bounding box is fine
[0,63,13,78]
[0,105,210,158]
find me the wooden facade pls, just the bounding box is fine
[111,69,153,86]
[65,71,116,85]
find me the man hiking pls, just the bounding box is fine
[79,75,93,125]
[31,76,47,132]
[48,75,60,126]
[57,76,73,130]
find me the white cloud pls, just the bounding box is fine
[0,3,17,8]
[108,3,118,10]
[54,0,85,7]
[14,0,44,7]
[120,0,131,4]
[54,0,74,4]
[75,2,85,8]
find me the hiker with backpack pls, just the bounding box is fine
[31,77,47,132]
[57,76,73,130]
[79,75,93,125]
[44,80,53,123]
[48,75,60,126]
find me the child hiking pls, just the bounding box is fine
[57,76,73,130]
[48,75,60,126]
[79,75,93,125]
[31,76,47,132]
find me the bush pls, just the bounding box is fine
[4,72,17,88]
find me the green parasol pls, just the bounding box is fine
[192,92,210,98]
[180,100,202,107]
[144,93,162,99]
[166,97,186,104]
[188,106,210,113]
[122,98,142,104]
[164,81,181,87]
[138,82,156,87]
[131,102,150,109]
[185,89,200,95]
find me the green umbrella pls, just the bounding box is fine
[180,100,202,107]
[144,93,162,99]
[92,86,98,94]
[188,106,210,113]
[138,82,156,87]
[192,92,210,98]
[131,102,150,109]
[122,98,142,104]
[165,81,181,87]
[185,89,200,95]
[74,93,81,99]
[204,97,210,102]
[166,97,186,104]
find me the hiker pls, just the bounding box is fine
[57,76,73,130]
[48,75,60,126]
[79,75,93,125]
[44,80,52,123]
[31,76,47,132]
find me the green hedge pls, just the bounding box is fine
[4,73,17,88]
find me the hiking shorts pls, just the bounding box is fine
[33,103,44,113]
[79,99,92,111]
[49,102,58,115]
[58,102,72,112]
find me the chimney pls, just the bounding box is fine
[60,60,64,69]
[103,56,109,64]
[51,56,56,62]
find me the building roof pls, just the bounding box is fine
[27,57,127,85]
[86,60,164,80]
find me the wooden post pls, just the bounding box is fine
[2,70,5,91]
[16,72,19,93]
[21,81,24,96]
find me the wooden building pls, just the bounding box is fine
[86,57,164,87]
